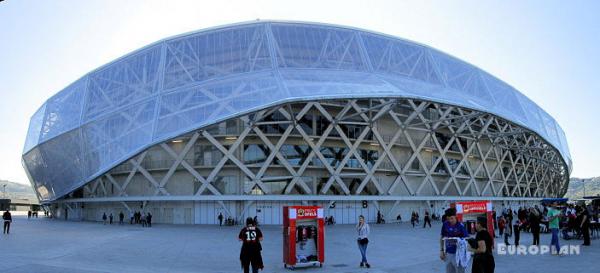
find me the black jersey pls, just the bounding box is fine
[239,226,263,252]
[238,226,264,270]
[475,230,493,256]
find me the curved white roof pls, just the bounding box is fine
[22,21,571,201]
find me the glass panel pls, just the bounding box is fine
[214,176,238,194]
[362,33,421,76]
[193,144,223,166]
[22,128,85,202]
[431,52,495,109]
[81,98,156,178]
[163,24,272,90]
[155,72,281,139]
[23,103,46,153]
[83,45,161,121]
[243,144,269,165]
[279,144,311,166]
[271,24,367,71]
[480,72,527,125]
[40,78,86,141]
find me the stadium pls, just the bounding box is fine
[22,21,571,225]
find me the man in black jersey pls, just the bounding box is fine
[471,216,495,273]
[239,217,264,273]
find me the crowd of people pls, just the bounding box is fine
[101,211,153,227]
[494,202,595,248]
[408,210,439,228]
[218,212,238,226]
[26,210,39,219]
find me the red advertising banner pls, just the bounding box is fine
[296,207,318,219]
[461,202,488,213]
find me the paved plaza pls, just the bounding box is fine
[0,215,597,273]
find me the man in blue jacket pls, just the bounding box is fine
[440,208,468,273]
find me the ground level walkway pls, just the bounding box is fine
[0,215,598,272]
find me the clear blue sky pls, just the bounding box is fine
[1,0,599,185]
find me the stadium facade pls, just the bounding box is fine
[22,21,571,224]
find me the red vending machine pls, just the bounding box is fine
[283,206,325,270]
[454,201,495,240]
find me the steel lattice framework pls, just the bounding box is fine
[23,21,570,208]
[73,98,567,203]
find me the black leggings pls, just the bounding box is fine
[241,258,261,273]
[582,225,590,245]
[242,260,259,273]
[531,226,540,245]
[3,221,10,234]
[241,253,262,273]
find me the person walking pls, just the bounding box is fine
[497,216,505,238]
[513,219,521,246]
[3,210,12,234]
[440,208,468,273]
[411,212,417,228]
[147,212,152,227]
[102,213,107,225]
[376,210,385,224]
[470,217,495,273]
[109,213,114,225]
[119,211,124,225]
[529,207,541,245]
[423,211,432,228]
[141,213,147,227]
[356,215,370,268]
[129,211,134,225]
[238,217,264,273]
[27,210,31,220]
[218,212,224,226]
[503,220,512,246]
[505,209,513,235]
[547,202,562,255]
[579,206,591,246]
[492,211,497,232]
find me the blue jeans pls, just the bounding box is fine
[550,228,560,252]
[357,240,368,263]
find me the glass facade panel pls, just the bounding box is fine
[39,78,86,142]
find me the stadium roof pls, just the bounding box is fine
[22,21,571,202]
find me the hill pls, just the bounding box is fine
[0,179,38,201]
[565,177,600,199]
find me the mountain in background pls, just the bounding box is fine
[0,179,38,201]
[565,177,600,199]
